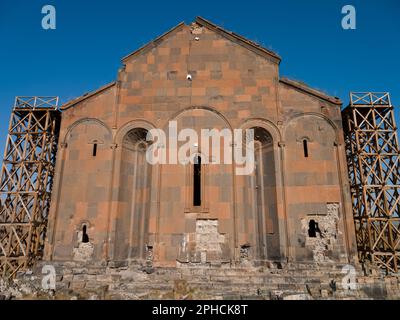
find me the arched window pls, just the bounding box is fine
[193,155,201,206]
[92,143,98,157]
[82,225,89,243]
[303,139,309,158]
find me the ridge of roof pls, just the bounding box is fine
[280,77,342,105]
[121,17,281,65]
[121,22,186,62]
[195,16,281,64]
[61,81,116,110]
[61,19,340,111]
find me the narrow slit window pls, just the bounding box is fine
[303,139,309,158]
[92,143,98,157]
[193,155,201,206]
[308,220,316,237]
[82,225,89,243]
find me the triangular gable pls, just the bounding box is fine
[61,17,341,110]
[121,22,186,63]
[121,17,281,65]
[61,82,116,110]
[195,16,281,64]
[280,78,342,105]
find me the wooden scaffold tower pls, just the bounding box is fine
[0,97,60,279]
[343,92,400,273]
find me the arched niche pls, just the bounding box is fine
[114,127,153,261]
[283,114,342,262]
[52,118,112,261]
[251,126,280,260]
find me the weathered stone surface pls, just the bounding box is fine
[10,17,392,301]
[43,17,356,271]
[1,261,398,300]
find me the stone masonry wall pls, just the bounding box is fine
[1,261,399,300]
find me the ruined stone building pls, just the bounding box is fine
[2,16,400,300]
[42,16,358,268]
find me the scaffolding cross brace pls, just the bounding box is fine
[0,97,60,279]
[343,92,400,273]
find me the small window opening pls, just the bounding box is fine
[193,155,201,206]
[308,220,317,237]
[82,225,89,243]
[308,219,322,238]
[303,139,309,158]
[92,143,98,157]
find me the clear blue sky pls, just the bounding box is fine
[0,0,399,157]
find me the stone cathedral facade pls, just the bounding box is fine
[43,17,358,269]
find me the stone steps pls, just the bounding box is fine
[4,261,397,300]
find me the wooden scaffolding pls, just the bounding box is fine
[343,92,400,273]
[0,97,60,279]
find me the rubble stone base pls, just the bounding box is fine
[1,261,399,300]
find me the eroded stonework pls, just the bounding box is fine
[301,203,340,263]
[73,230,94,262]
[2,261,399,300]
[178,220,229,265]
[195,220,227,263]
[43,17,358,277]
